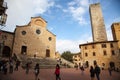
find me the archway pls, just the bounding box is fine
[2,46,11,57]
[93,60,97,65]
[109,62,115,69]
[85,61,89,67]
[21,46,27,55]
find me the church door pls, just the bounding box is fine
[21,46,27,55]
[46,49,50,57]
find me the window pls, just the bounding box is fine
[85,46,87,49]
[85,53,88,57]
[103,50,107,56]
[2,35,7,40]
[74,55,77,58]
[111,50,115,55]
[48,37,52,41]
[74,59,77,61]
[101,44,106,48]
[119,49,120,53]
[93,60,97,65]
[21,31,26,35]
[110,43,113,48]
[36,29,41,34]
[92,45,95,49]
[93,52,96,56]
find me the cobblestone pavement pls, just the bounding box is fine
[0,67,120,80]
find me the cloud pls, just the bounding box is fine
[33,0,54,14]
[4,0,55,32]
[56,34,92,54]
[67,0,89,25]
[56,39,80,54]
[105,24,113,41]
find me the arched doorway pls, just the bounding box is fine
[21,46,27,55]
[2,46,11,57]
[93,60,97,65]
[85,61,89,67]
[109,62,115,69]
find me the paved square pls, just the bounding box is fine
[0,67,120,80]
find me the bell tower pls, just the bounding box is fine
[89,3,108,42]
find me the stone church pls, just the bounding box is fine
[0,17,56,59]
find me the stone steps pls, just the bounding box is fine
[17,55,58,69]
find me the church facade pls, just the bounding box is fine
[0,17,56,58]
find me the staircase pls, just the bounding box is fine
[17,55,58,69]
[60,58,74,68]
[16,55,74,69]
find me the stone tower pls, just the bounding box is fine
[89,3,107,42]
[111,22,120,48]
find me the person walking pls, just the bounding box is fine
[80,66,84,75]
[54,64,61,80]
[34,63,40,80]
[26,62,30,74]
[14,60,20,71]
[9,59,14,73]
[108,67,112,76]
[90,66,95,80]
[94,64,101,80]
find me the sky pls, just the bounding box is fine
[2,0,120,54]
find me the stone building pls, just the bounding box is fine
[79,41,120,69]
[111,22,120,49]
[73,3,120,69]
[0,31,14,57]
[0,17,56,59]
[72,52,82,66]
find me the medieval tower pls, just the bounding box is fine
[89,3,107,42]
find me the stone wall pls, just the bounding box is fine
[12,17,56,58]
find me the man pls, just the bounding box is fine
[94,64,101,80]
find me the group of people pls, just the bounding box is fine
[0,58,20,74]
[90,64,101,80]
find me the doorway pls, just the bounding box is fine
[109,62,115,69]
[46,49,50,57]
[2,46,11,57]
[86,61,89,67]
[21,46,27,55]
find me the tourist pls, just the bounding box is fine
[26,62,30,74]
[94,64,101,80]
[108,67,112,76]
[90,66,95,80]
[9,59,14,73]
[3,60,8,75]
[14,60,19,71]
[80,66,84,75]
[34,63,40,80]
[54,64,61,80]
[74,63,78,70]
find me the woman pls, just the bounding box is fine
[90,66,95,80]
[54,64,61,80]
